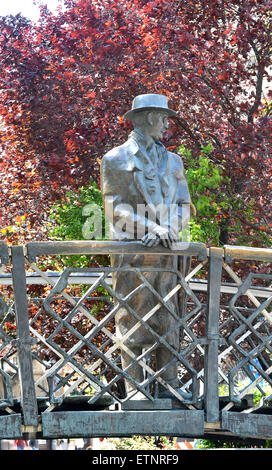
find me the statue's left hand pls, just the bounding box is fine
[141,229,178,248]
[160,229,178,249]
[141,232,161,247]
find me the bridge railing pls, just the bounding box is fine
[0,241,271,440]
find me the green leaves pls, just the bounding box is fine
[179,143,230,245]
[48,180,104,241]
[48,180,109,267]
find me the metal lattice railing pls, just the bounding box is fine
[219,248,272,412]
[0,242,18,412]
[0,240,271,440]
[24,241,208,411]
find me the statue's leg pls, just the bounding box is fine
[156,345,192,400]
[120,344,144,396]
[156,344,179,392]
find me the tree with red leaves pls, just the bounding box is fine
[0,0,271,245]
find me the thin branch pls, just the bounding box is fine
[248,64,264,124]
[175,116,202,149]
[206,132,222,149]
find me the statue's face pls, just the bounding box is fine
[148,112,169,142]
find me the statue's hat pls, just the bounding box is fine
[124,94,177,120]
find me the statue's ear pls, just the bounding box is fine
[146,111,154,127]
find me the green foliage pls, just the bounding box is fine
[106,435,178,450]
[48,180,104,241]
[179,142,271,247]
[179,143,230,245]
[195,438,272,449]
[48,180,108,267]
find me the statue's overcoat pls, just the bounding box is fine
[101,131,192,368]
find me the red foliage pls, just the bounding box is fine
[0,0,271,244]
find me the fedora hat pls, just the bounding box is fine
[123,93,177,120]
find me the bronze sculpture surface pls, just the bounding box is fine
[101,94,194,400]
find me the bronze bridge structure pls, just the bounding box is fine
[0,240,271,443]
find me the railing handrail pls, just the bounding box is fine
[1,240,272,263]
[25,240,208,261]
[224,244,272,263]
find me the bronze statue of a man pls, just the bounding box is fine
[101,94,194,400]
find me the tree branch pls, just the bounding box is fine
[175,116,202,149]
[248,64,264,124]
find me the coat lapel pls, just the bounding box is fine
[126,137,156,207]
[156,142,170,201]
[126,136,171,227]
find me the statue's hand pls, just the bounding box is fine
[141,232,161,247]
[142,228,178,248]
[159,229,178,249]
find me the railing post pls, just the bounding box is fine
[11,246,38,426]
[204,247,223,423]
